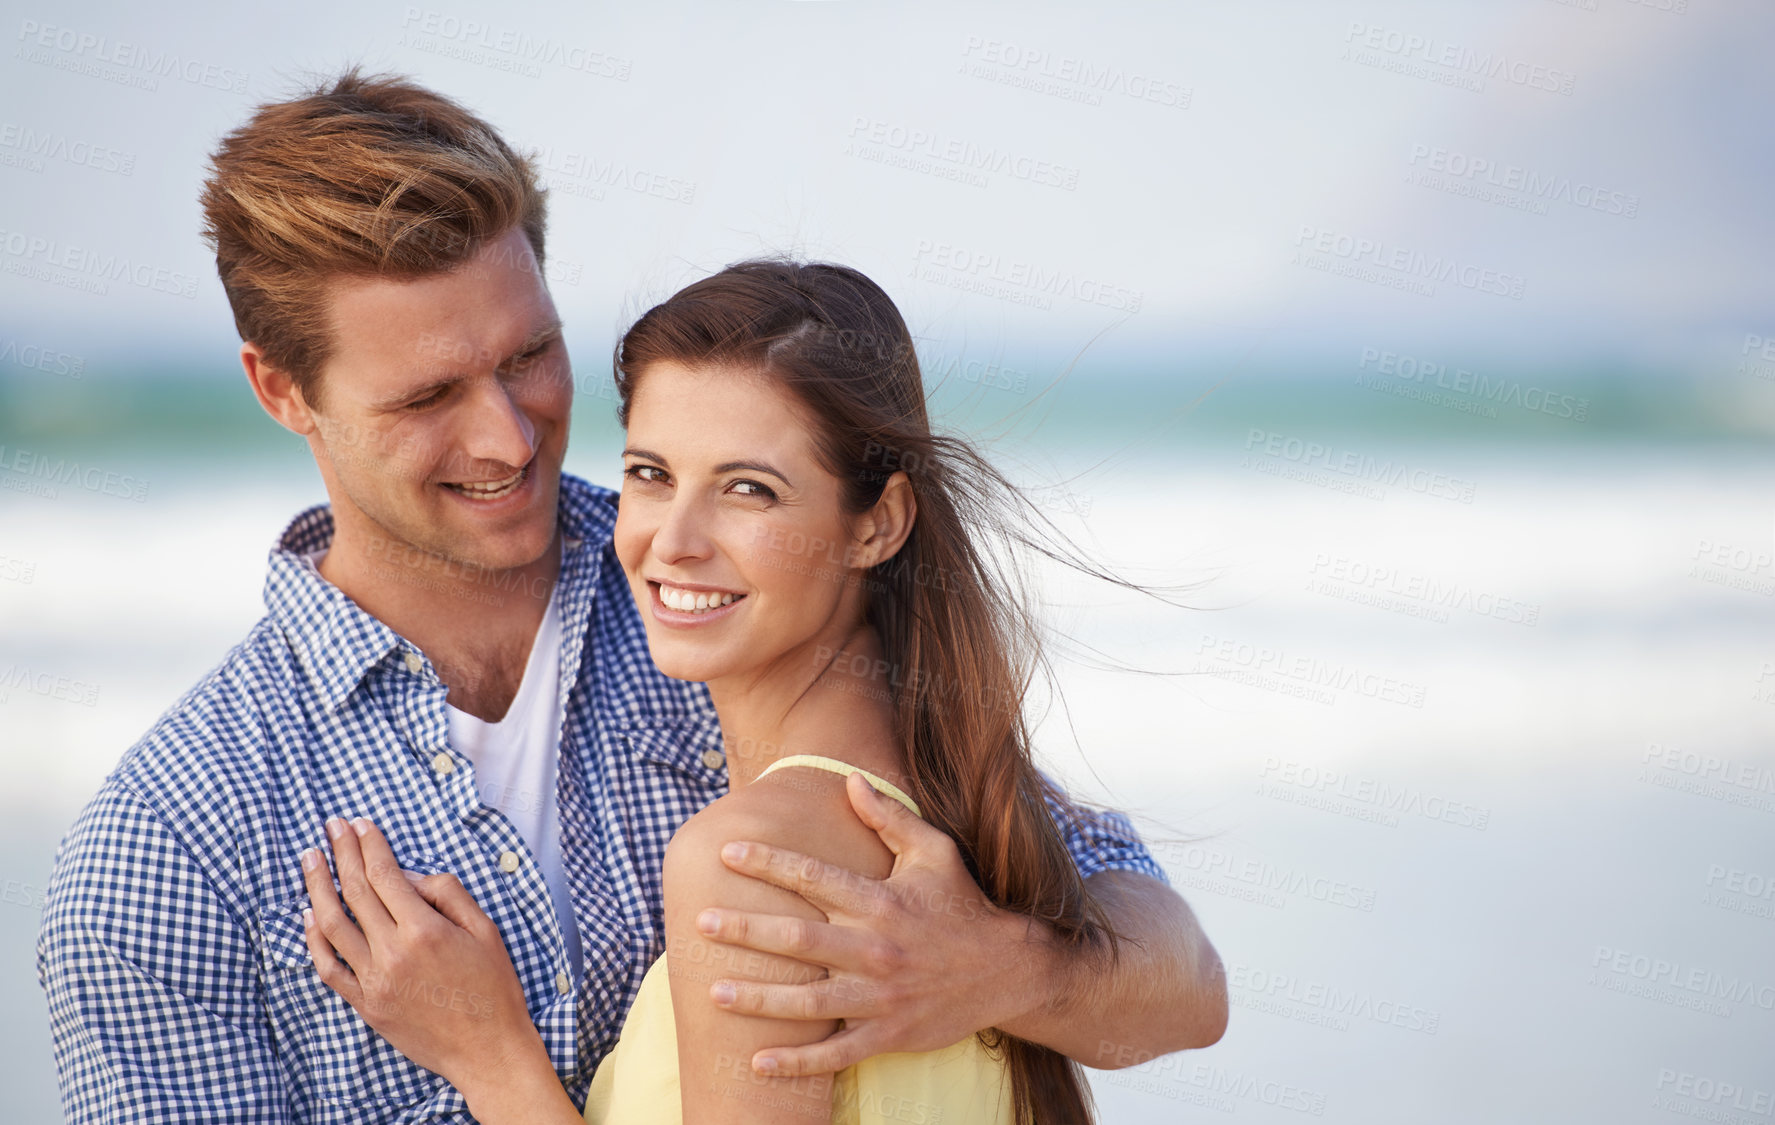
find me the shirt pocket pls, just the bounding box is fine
[259,853,453,1111]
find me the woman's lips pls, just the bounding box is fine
[648,580,747,625]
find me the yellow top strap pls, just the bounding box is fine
[755,754,922,818]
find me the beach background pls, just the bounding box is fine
[3,1,1773,1121]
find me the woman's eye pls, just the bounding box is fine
[625,464,668,485]
[730,479,777,501]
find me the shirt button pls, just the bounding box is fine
[431,752,455,777]
[555,972,572,996]
[404,652,423,674]
[498,850,521,873]
[700,749,725,770]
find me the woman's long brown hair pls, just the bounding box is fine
[616,259,1123,1124]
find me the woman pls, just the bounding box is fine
[301,260,1123,1122]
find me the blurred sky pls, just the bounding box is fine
[2,0,1772,383]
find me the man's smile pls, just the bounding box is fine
[440,461,532,503]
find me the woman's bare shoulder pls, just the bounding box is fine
[665,765,898,915]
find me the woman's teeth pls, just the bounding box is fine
[445,467,526,500]
[658,585,740,614]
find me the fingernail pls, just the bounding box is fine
[712,982,735,1005]
[403,869,425,882]
[352,817,370,838]
[302,907,314,927]
[721,842,747,863]
[754,1055,777,1075]
[696,910,719,934]
[300,848,319,872]
[326,817,345,840]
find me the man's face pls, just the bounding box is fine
[303,227,571,572]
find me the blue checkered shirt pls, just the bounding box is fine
[37,474,1166,1124]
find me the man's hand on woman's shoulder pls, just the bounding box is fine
[685,770,1051,1079]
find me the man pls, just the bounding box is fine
[37,70,1226,1123]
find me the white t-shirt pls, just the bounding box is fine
[445,590,583,979]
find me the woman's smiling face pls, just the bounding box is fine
[613,360,870,684]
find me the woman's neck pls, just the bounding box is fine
[706,623,908,791]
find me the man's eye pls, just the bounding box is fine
[406,389,447,410]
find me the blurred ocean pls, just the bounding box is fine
[2,367,1772,1123]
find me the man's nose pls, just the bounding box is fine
[457,376,537,471]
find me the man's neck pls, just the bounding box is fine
[317,519,562,722]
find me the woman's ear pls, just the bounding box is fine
[849,471,917,569]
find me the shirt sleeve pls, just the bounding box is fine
[37,780,293,1124]
[1037,770,1170,885]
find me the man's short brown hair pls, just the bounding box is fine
[200,69,547,404]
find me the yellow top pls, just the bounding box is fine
[584,754,1013,1125]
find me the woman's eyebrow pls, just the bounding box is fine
[714,459,793,487]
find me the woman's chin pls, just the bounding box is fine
[644,647,731,685]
